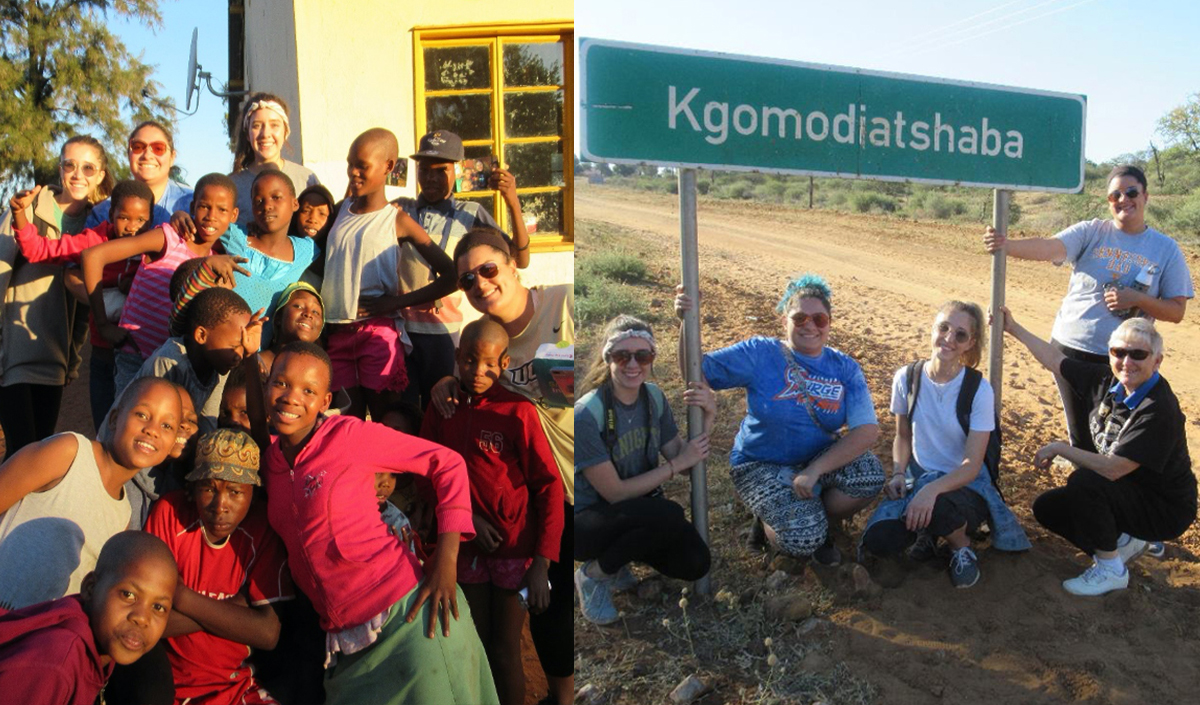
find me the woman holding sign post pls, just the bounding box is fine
[675,273,885,565]
[983,165,1193,454]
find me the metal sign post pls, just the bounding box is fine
[989,189,1010,411]
[679,168,711,595]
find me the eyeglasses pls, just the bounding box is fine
[609,349,656,366]
[129,140,170,157]
[789,311,830,329]
[457,261,501,291]
[936,321,972,344]
[1107,186,1142,203]
[59,160,100,177]
[1109,347,1151,361]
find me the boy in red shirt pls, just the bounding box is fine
[420,318,563,705]
[145,428,293,705]
[0,531,178,705]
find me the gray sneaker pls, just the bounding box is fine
[1146,541,1166,559]
[1116,537,1148,565]
[949,547,980,588]
[574,561,619,625]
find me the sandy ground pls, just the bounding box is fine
[574,183,1200,704]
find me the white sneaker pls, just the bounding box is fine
[1116,537,1148,565]
[1062,561,1129,596]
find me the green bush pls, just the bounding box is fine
[574,269,650,326]
[849,192,897,213]
[585,252,649,283]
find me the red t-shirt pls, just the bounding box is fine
[145,491,293,705]
[421,384,564,562]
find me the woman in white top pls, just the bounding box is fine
[228,92,321,228]
[861,301,1029,589]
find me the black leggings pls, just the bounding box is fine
[0,383,64,460]
[1051,341,1107,454]
[574,496,712,580]
[529,503,573,679]
[1032,468,1196,556]
[862,487,989,556]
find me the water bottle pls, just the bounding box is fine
[1130,264,1158,318]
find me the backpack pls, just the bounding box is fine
[577,382,667,464]
[905,361,1004,498]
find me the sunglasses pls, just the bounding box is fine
[60,160,100,177]
[789,311,830,329]
[1107,186,1142,203]
[457,261,501,291]
[936,321,972,344]
[1109,347,1151,361]
[129,140,170,157]
[610,349,656,366]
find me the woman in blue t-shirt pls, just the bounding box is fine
[676,274,885,565]
[573,315,716,625]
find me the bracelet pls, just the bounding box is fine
[515,242,530,252]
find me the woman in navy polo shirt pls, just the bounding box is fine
[1001,309,1196,596]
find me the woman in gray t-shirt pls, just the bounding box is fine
[982,164,1193,454]
[573,315,716,625]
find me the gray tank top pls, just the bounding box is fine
[0,432,131,610]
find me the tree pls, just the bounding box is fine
[0,0,172,192]
[1157,93,1200,152]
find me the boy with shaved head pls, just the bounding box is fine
[420,318,563,705]
[0,531,178,705]
[322,127,458,421]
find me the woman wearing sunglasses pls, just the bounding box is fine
[0,135,114,457]
[573,315,716,625]
[1000,307,1195,596]
[85,120,194,229]
[434,227,576,705]
[675,273,885,565]
[860,302,1029,588]
[983,165,1193,458]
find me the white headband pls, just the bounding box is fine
[243,100,291,137]
[602,329,656,360]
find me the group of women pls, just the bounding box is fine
[1,93,578,705]
[574,164,1197,623]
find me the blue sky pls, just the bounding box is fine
[113,0,231,185]
[576,0,1200,165]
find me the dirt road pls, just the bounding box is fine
[577,186,1200,463]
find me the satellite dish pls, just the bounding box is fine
[178,27,247,116]
[185,28,199,112]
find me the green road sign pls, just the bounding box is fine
[581,38,1087,192]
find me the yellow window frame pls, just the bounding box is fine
[413,20,574,252]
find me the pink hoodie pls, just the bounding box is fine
[0,595,112,705]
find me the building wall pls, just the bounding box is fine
[242,0,573,285]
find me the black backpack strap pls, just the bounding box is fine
[957,368,1004,498]
[905,361,924,419]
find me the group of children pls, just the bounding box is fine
[0,126,564,705]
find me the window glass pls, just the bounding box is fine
[424,46,491,90]
[426,95,492,141]
[504,91,563,139]
[503,43,563,87]
[506,141,564,188]
[520,191,562,235]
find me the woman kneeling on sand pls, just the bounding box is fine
[675,274,885,565]
[573,315,716,625]
[860,302,1029,589]
[1002,309,1196,596]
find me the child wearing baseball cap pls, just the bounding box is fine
[144,428,294,705]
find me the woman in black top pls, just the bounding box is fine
[1001,309,1196,596]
